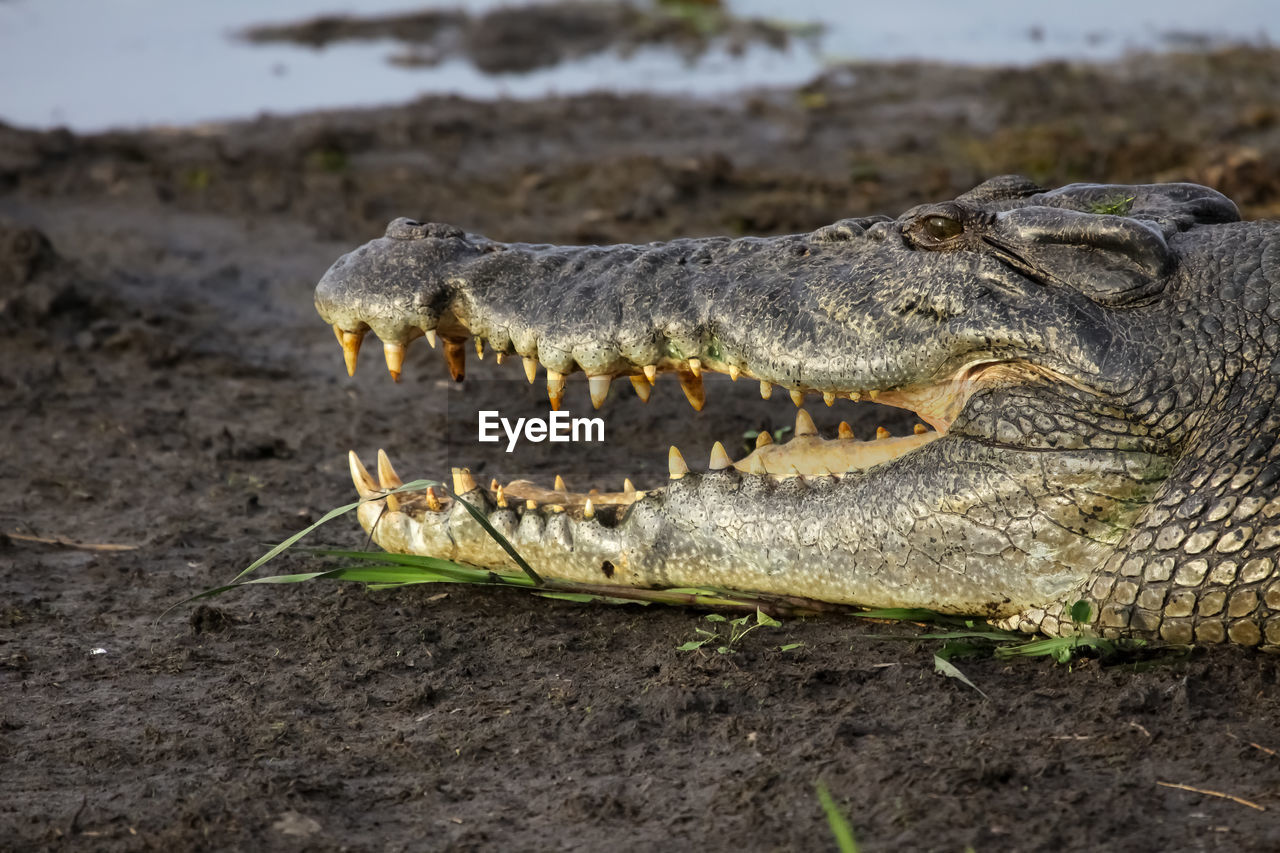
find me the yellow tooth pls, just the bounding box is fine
[741,453,768,475]
[915,423,929,435]
[348,451,379,499]
[554,474,566,492]
[688,358,702,378]
[332,324,344,345]
[489,478,500,492]
[838,421,854,440]
[629,375,652,402]
[475,338,485,360]
[869,389,880,401]
[850,391,862,402]
[526,499,537,510]
[547,370,565,411]
[339,329,365,377]
[790,389,805,407]
[794,408,817,436]
[443,338,466,382]
[376,449,403,489]
[876,426,891,439]
[643,364,657,384]
[679,372,705,411]
[426,330,438,349]
[495,352,506,365]
[523,356,538,384]
[383,341,405,382]
[709,441,732,470]
[760,380,773,400]
[452,467,477,494]
[634,490,647,500]
[823,391,836,407]
[495,484,507,508]
[729,365,740,381]
[623,478,636,494]
[583,498,595,519]
[425,486,442,512]
[588,374,612,410]
[755,430,773,448]
[385,492,401,512]
[669,446,689,479]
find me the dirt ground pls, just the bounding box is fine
[4,41,1280,852]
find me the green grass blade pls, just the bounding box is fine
[815,781,859,853]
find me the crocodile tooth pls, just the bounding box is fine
[679,372,706,411]
[526,499,537,510]
[495,352,506,365]
[914,423,929,435]
[838,421,855,440]
[554,474,567,492]
[708,441,732,470]
[588,374,612,410]
[522,356,538,384]
[876,426,891,439]
[338,329,365,377]
[789,389,805,407]
[495,484,507,508]
[741,453,767,475]
[425,329,438,349]
[823,391,836,407]
[425,486,442,512]
[668,446,689,479]
[643,364,657,384]
[623,478,636,495]
[383,341,405,382]
[583,498,595,519]
[687,358,702,378]
[348,451,379,499]
[755,430,773,448]
[376,449,404,489]
[443,338,466,382]
[475,338,485,360]
[489,478,500,491]
[849,391,862,402]
[452,467,477,494]
[629,375,652,402]
[729,365,740,381]
[760,380,773,400]
[794,408,817,436]
[332,324,344,345]
[869,389,880,401]
[546,370,565,410]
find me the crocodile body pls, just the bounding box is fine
[315,177,1280,648]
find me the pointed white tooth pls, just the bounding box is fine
[687,358,702,378]
[643,364,657,384]
[583,498,595,519]
[623,478,636,495]
[339,329,366,377]
[629,375,652,402]
[755,430,773,448]
[588,374,612,410]
[708,441,732,470]
[554,474,567,492]
[546,370,565,410]
[523,356,539,384]
[376,449,403,489]
[495,352,506,365]
[348,451,379,499]
[760,380,772,400]
[729,365,740,381]
[740,454,768,475]
[668,446,689,480]
[426,329,438,349]
[838,421,855,440]
[794,408,817,436]
[383,341,405,382]
[789,389,805,407]
[823,391,836,407]
[495,484,507,508]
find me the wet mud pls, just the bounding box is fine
[3,42,1280,852]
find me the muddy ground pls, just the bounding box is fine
[3,44,1280,852]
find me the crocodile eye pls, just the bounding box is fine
[922,215,963,241]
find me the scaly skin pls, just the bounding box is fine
[315,176,1280,647]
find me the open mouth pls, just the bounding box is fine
[333,322,1037,518]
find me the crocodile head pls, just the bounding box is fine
[315,176,1280,647]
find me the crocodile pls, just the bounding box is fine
[314,176,1280,648]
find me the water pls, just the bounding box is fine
[0,0,1275,131]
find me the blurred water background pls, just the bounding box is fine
[0,0,1275,131]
